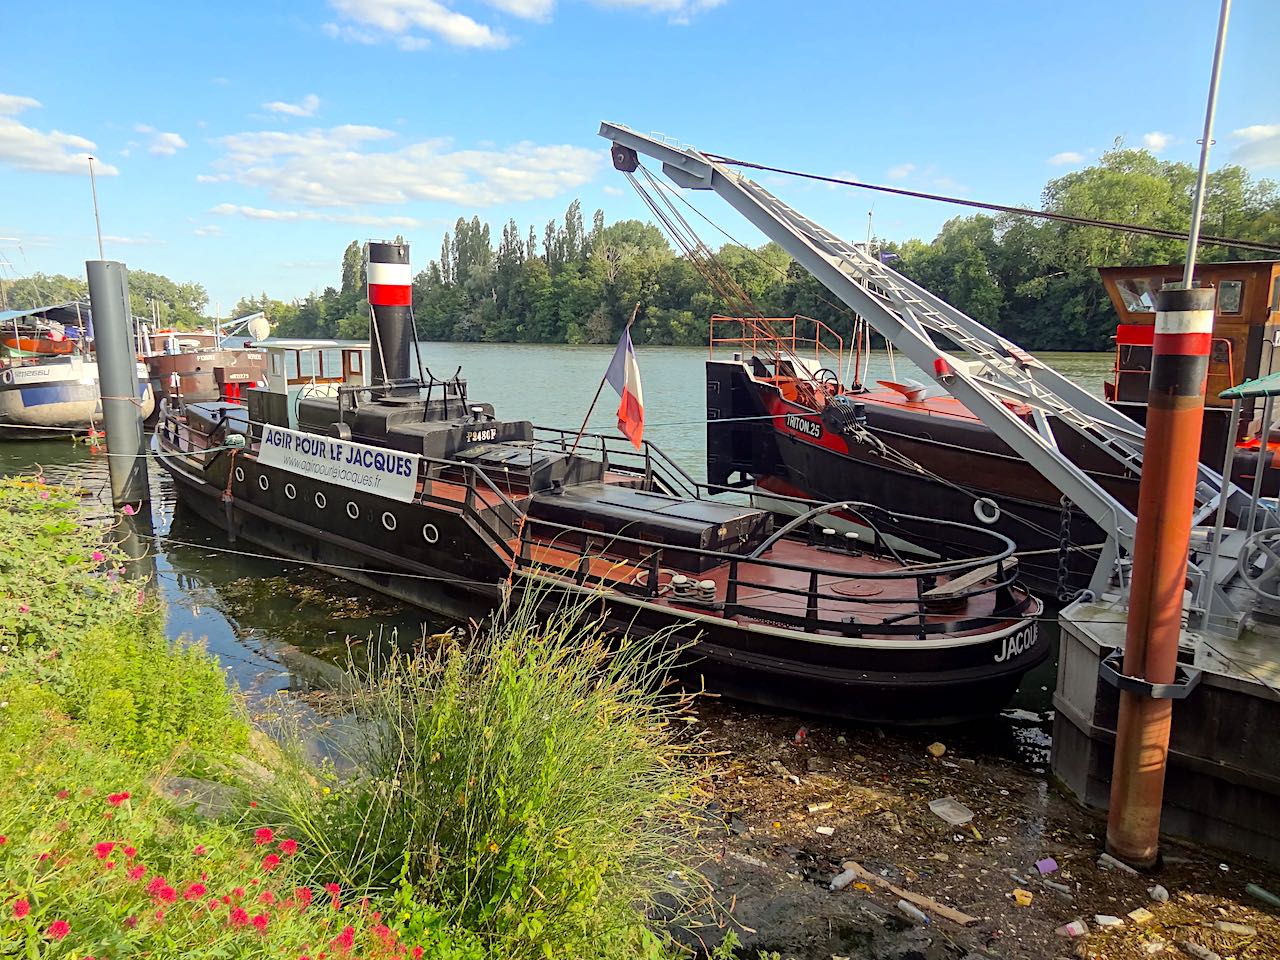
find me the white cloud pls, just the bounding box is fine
[590,0,725,22]
[1048,150,1085,166]
[327,0,509,49]
[484,0,555,19]
[102,234,164,246]
[1142,131,1173,153]
[211,203,424,228]
[263,94,321,118]
[210,124,601,208]
[134,124,187,155]
[196,173,230,183]
[0,93,118,176]
[1231,123,1280,169]
[194,225,223,237]
[886,163,914,180]
[602,184,624,197]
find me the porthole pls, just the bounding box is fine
[346,501,360,520]
[284,482,297,500]
[234,466,245,483]
[381,511,398,532]
[315,491,327,509]
[422,522,439,544]
[257,474,270,491]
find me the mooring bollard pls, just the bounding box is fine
[86,260,150,508]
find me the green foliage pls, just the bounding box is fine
[0,269,208,329]
[273,592,697,960]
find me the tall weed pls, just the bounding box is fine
[279,591,700,960]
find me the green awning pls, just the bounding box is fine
[1220,372,1280,400]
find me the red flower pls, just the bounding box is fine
[123,845,138,859]
[412,948,424,960]
[229,907,250,928]
[183,883,207,901]
[279,838,298,856]
[56,789,70,800]
[261,853,281,872]
[295,886,314,907]
[13,899,30,919]
[145,876,167,896]
[324,883,341,897]
[127,865,146,881]
[249,801,258,808]
[153,908,166,922]
[331,925,355,953]
[258,891,276,905]
[94,841,116,859]
[37,853,51,863]
[193,844,207,856]
[46,920,70,941]
[124,916,138,929]
[232,887,245,899]
[252,913,270,932]
[207,898,221,911]
[154,885,177,904]
[0,836,6,845]
[107,792,130,807]
[254,827,274,845]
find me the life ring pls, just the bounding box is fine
[973,497,1001,525]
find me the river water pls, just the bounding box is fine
[0,345,1114,765]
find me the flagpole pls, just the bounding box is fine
[569,302,640,458]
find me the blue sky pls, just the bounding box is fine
[2,0,1278,315]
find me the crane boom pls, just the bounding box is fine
[598,122,1243,594]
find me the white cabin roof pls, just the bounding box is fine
[250,338,370,351]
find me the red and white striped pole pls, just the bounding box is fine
[366,241,412,384]
[1105,285,1215,867]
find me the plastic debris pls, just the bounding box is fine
[829,868,856,892]
[1212,921,1256,936]
[1179,941,1221,960]
[1095,915,1124,927]
[969,824,982,840]
[794,726,808,744]
[1144,940,1167,955]
[1219,863,1229,872]
[1011,888,1033,907]
[1245,883,1280,908]
[928,796,974,826]
[1149,884,1170,902]
[729,851,769,869]
[807,802,833,813]
[815,826,835,837]
[1036,857,1059,875]
[1042,878,1073,897]
[926,742,946,758]
[1098,852,1140,875]
[896,900,929,925]
[1128,907,1155,924]
[1055,919,1088,937]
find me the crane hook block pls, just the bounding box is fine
[611,144,640,173]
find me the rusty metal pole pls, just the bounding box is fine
[1105,286,1215,866]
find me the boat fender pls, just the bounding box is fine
[973,498,1001,525]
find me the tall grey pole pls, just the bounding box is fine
[86,260,149,507]
[1182,0,1231,287]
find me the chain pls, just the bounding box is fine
[1057,494,1074,602]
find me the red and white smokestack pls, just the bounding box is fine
[366,240,413,384]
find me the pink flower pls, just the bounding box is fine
[261,853,281,872]
[0,836,6,844]
[107,791,130,806]
[183,883,207,901]
[94,841,116,859]
[324,883,340,897]
[295,886,313,907]
[229,907,249,928]
[13,899,30,919]
[207,898,220,911]
[192,844,207,856]
[124,915,138,929]
[412,948,424,960]
[91,551,105,562]
[278,838,298,856]
[127,865,146,881]
[154,885,177,905]
[122,504,135,516]
[123,845,137,858]
[39,491,50,501]
[145,876,168,896]
[331,925,355,953]
[17,604,29,614]
[254,828,274,846]
[258,891,275,905]
[46,920,70,940]
[56,789,70,800]
[251,913,269,932]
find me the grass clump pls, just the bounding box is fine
[280,592,699,960]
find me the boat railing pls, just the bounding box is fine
[710,315,846,386]
[514,507,1022,639]
[528,426,703,499]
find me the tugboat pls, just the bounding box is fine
[155,241,1044,725]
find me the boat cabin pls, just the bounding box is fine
[246,338,371,429]
[1100,260,1280,455]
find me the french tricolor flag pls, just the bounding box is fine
[605,327,645,449]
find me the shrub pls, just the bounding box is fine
[277,592,699,960]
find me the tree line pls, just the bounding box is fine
[8,144,1278,352]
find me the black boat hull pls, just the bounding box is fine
[159,441,1048,726]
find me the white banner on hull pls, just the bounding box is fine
[258,425,420,503]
